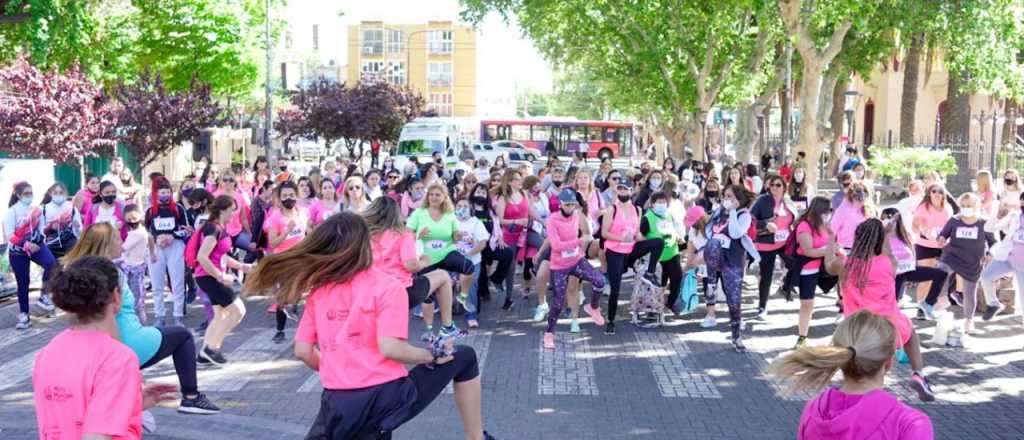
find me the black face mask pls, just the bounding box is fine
[617,194,631,203]
[561,207,574,217]
[125,221,139,230]
[472,196,488,206]
[102,195,116,205]
[279,165,288,172]
[120,178,131,185]
[552,180,563,187]
[705,191,719,199]
[281,199,297,209]
[1006,178,1017,186]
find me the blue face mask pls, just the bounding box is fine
[653,203,668,217]
[455,207,470,219]
[51,195,66,205]
[19,196,32,206]
[649,179,662,190]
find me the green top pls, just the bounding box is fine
[407,208,458,264]
[643,210,679,262]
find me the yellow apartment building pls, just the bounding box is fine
[347,21,477,117]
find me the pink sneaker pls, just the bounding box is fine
[266,303,278,314]
[584,304,606,326]
[468,319,479,328]
[543,332,555,349]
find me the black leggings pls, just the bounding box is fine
[478,245,515,300]
[604,238,664,322]
[422,251,475,276]
[757,248,782,310]
[277,308,287,332]
[896,266,949,304]
[305,346,480,440]
[660,254,684,309]
[140,326,199,396]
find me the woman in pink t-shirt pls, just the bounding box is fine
[34,256,177,440]
[341,175,371,213]
[911,183,951,304]
[751,174,799,319]
[494,170,536,310]
[194,195,253,365]
[824,218,935,402]
[769,310,933,440]
[400,177,426,217]
[245,213,495,440]
[212,170,255,253]
[265,181,311,343]
[310,178,341,226]
[786,197,839,348]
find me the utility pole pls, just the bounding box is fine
[263,0,274,159]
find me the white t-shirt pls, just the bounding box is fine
[456,217,490,265]
[95,205,119,229]
[896,195,921,229]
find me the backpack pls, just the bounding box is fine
[779,223,800,265]
[185,223,220,270]
[678,269,700,313]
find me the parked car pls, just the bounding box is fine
[492,140,541,161]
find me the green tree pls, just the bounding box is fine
[549,67,608,120]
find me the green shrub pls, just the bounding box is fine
[868,146,957,181]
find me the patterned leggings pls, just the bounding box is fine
[707,264,744,338]
[548,258,606,333]
[121,262,148,319]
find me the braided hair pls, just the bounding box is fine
[843,218,886,291]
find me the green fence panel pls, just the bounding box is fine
[54,164,82,194]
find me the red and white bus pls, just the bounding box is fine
[479,119,635,160]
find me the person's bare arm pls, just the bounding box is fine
[295,341,320,371]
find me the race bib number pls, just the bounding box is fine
[896,259,915,275]
[561,247,580,258]
[795,201,808,212]
[657,220,674,235]
[715,234,731,249]
[1014,229,1024,244]
[427,240,446,251]
[955,227,978,240]
[774,229,789,242]
[154,217,175,231]
[286,225,305,238]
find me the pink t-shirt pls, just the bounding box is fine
[265,208,309,254]
[194,223,231,278]
[830,201,867,249]
[34,329,143,440]
[213,188,251,237]
[501,195,529,247]
[605,203,640,254]
[756,200,795,252]
[842,254,911,347]
[914,204,951,249]
[547,211,583,271]
[796,221,828,272]
[370,229,417,287]
[295,269,409,390]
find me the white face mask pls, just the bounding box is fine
[822,213,832,223]
[794,173,805,182]
[722,199,735,210]
[960,208,976,218]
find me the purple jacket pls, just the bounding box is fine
[799,388,933,440]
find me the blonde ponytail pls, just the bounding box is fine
[768,310,896,395]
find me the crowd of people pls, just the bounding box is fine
[5,143,1024,439]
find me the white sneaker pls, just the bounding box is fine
[15,313,30,330]
[532,303,549,322]
[37,294,55,312]
[701,315,716,328]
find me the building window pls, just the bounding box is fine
[428,30,453,54]
[361,29,383,55]
[511,125,531,141]
[428,62,452,87]
[312,25,319,51]
[386,61,405,86]
[386,29,405,54]
[428,93,453,116]
[361,61,384,83]
[532,125,551,142]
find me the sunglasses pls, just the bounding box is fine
[348,186,362,191]
[771,183,784,188]
[222,178,235,183]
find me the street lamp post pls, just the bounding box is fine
[843,90,862,148]
[263,0,273,159]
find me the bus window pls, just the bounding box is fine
[484,124,497,141]
[511,125,531,142]
[570,126,586,142]
[532,125,551,141]
[497,125,510,140]
[616,128,632,151]
[603,127,616,143]
[587,127,603,142]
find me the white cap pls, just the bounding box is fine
[681,169,694,181]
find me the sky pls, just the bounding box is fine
[279,0,554,116]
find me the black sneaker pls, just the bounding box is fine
[199,346,227,365]
[642,272,659,286]
[778,286,793,302]
[272,331,285,344]
[178,393,221,415]
[484,431,497,440]
[949,291,963,307]
[604,322,616,335]
[502,297,514,311]
[731,336,747,353]
[982,303,1005,321]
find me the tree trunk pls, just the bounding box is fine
[683,115,704,161]
[795,61,826,184]
[900,34,924,146]
[940,70,970,144]
[780,44,793,155]
[827,78,848,175]
[734,104,759,163]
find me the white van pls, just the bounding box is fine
[393,118,464,172]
